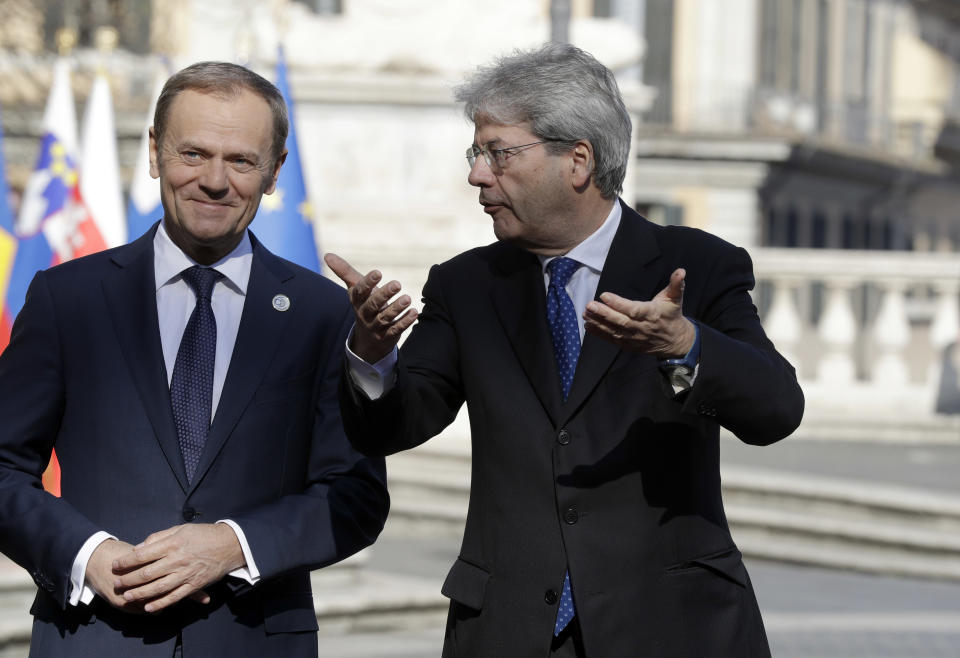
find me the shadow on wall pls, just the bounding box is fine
[936,341,960,414]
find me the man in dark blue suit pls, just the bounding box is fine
[0,62,388,657]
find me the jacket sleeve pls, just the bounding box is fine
[0,271,103,607]
[340,263,466,458]
[681,243,805,445]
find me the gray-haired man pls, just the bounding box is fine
[328,43,803,657]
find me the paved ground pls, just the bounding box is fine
[317,532,960,657]
[317,435,960,657]
[719,434,960,494]
[5,435,960,657]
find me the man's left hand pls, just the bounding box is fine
[112,523,245,613]
[584,267,696,357]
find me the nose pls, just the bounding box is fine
[198,158,229,198]
[467,156,495,188]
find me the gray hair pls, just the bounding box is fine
[154,61,289,166]
[454,43,632,199]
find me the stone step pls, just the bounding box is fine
[384,447,960,581]
[0,559,447,656]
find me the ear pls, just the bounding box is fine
[263,149,288,195]
[148,127,160,179]
[569,140,594,188]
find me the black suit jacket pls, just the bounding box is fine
[342,203,803,657]
[0,225,389,657]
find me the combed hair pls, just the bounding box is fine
[454,43,632,199]
[153,61,289,165]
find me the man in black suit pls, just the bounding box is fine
[0,62,388,657]
[327,43,803,657]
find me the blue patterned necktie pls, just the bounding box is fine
[170,266,220,485]
[546,256,581,635]
[546,257,581,400]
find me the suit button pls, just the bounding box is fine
[563,507,579,524]
[697,402,718,417]
[544,589,558,605]
[182,507,199,522]
[557,429,571,445]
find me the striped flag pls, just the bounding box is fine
[127,70,166,241]
[249,46,321,272]
[8,59,107,329]
[7,59,111,497]
[0,105,17,352]
[80,70,126,248]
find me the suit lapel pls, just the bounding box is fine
[562,203,663,422]
[189,239,294,489]
[102,225,190,491]
[490,246,564,425]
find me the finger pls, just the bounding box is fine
[660,268,686,305]
[189,589,212,605]
[381,308,418,339]
[113,540,169,573]
[138,526,180,549]
[114,555,174,590]
[349,270,383,309]
[122,570,182,603]
[587,296,647,326]
[143,583,199,613]
[372,294,411,326]
[360,280,402,322]
[324,253,363,288]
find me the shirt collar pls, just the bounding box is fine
[539,200,622,275]
[154,221,253,295]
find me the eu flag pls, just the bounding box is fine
[249,46,321,272]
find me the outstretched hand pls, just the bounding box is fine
[325,253,418,363]
[583,267,696,357]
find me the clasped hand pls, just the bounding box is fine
[87,523,244,614]
[584,268,696,358]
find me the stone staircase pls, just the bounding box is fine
[0,550,448,657]
[383,437,960,582]
[3,428,959,655]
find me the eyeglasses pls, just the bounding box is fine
[465,140,551,171]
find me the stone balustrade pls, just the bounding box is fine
[750,247,960,428]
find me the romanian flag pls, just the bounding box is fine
[0,107,16,353]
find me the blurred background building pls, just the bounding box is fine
[1,1,959,656]
[1,0,957,424]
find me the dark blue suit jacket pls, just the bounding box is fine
[0,225,389,657]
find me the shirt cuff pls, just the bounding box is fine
[70,531,116,606]
[217,519,260,585]
[344,325,398,400]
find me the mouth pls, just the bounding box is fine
[189,199,235,212]
[480,200,506,215]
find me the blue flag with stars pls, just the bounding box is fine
[249,46,321,272]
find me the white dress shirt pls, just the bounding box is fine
[68,223,260,606]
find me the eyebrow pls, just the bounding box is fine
[175,141,260,162]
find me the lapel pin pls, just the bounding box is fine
[272,294,291,312]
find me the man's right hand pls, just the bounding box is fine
[86,539,146,613]
[324,253,418,363]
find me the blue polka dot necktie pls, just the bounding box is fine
[170,266,220,485]
[546,256,580,635]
